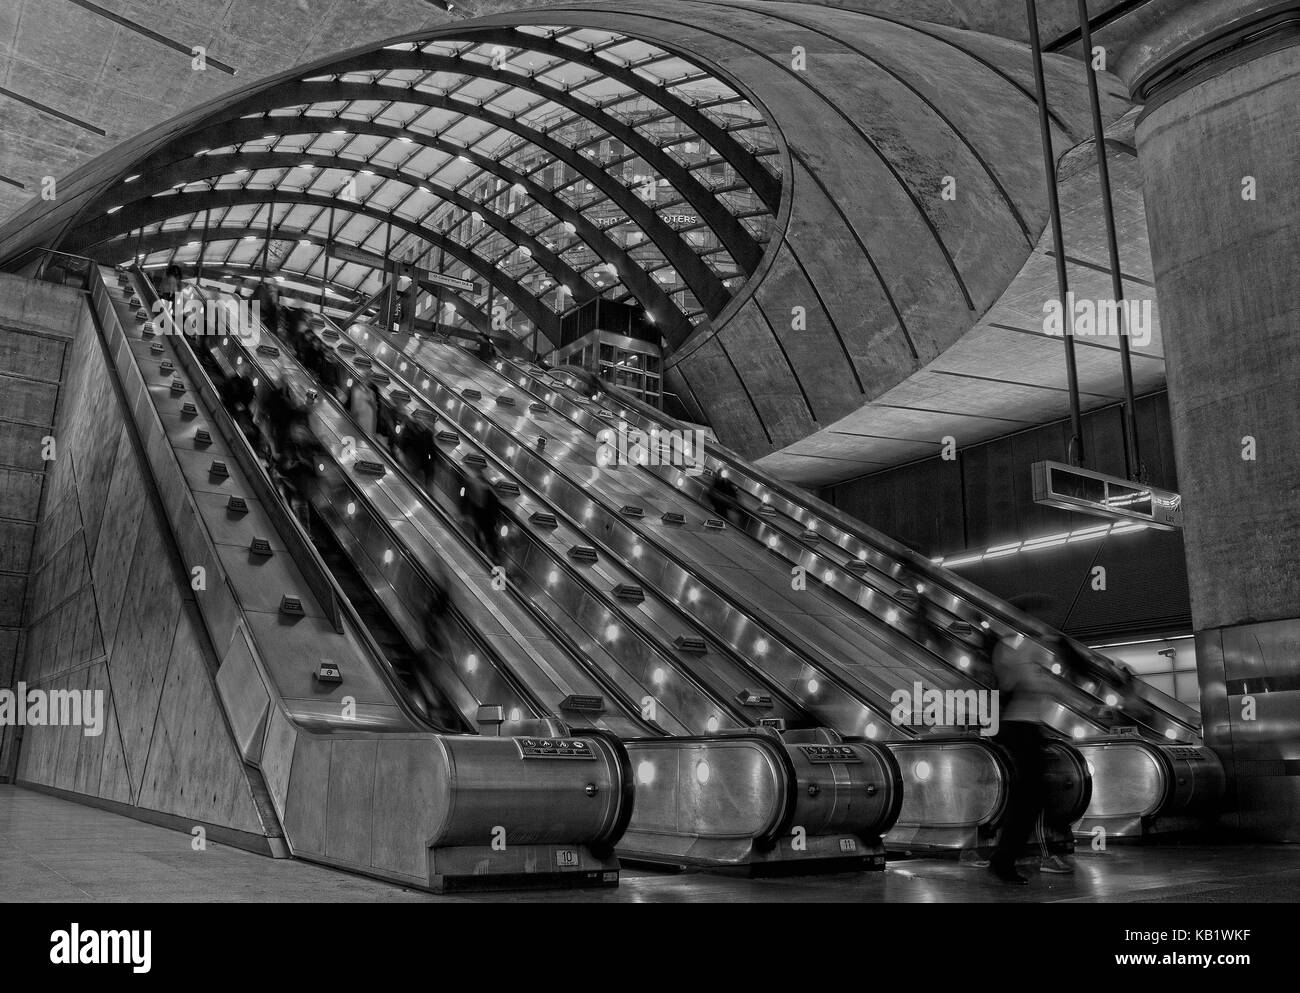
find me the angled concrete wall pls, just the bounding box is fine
[8,280,277,847]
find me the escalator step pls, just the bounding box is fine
[844,559,870,573]
[801,530,819,543]
[662,512,685,526]
[249,537,273,556]
[894,589,919,608]
[674,635,708,654]
[195,429,212,446]
[149,342,164,355]
[613,584,644,603]
[528,402,548,415]
[436,430,460,444]
[322,329,340,341]
[560,694,604,714]
[370,372,390,386]
[129,295,141,307]
[413,408,436,423]
[279,594,305,616]
[209,459,230,479]
[736,690,774,708]
[354,459,386,477]
[463,388,482,401]
[227,495,248,513]
[703,518,727,530]
[390,388,410,403]
[758,504,777,516]
[354,356,373,369]
[530,511,557,529]
[159,360,174,375]
[464,453,487,468]
[568,545,598,563]
[620,505,644,518]
[338,342,356,355]
[492,479,520,496]
[143,322,156,335]
[256,344,280,358]
[181,401,198,417]
[949,621,977,638]
[496,395,516,407]
[170,379,186,395]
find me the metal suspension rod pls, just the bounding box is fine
[1076,0,1142,479]
[1026,0,1086,467]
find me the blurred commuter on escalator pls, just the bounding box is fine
[253,282,280,339]
[706,472,746,529]
[398,416,438,492]
[348,372,380,438]
[474,330,496,362]
[460,466,504,567]
[987,631,1071,883]
[278,405,324,530]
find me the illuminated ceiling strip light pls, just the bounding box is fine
[937,522,1148,569]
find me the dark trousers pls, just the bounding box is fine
[992,721,1046,869]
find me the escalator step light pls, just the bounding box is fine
[355,460,386,477]
[620,505,644,518]
[493,480,520,495]
[170,379,186,395]
[436,430,460,444]
[844,560,870,573]
[802,530,819,542]
[567,545,599,563]
[210,460,230,479]
[249,537,273,556]
[462,388,482,400]
[674,635,708,654]
[662,512,686,526]
[560,694,605,713]
[758,505,777,516]
[389,388,410,403]
[338,342,356,355]
[256,344,280,358]
[464,453,487,468]
[135,309,149,322]
[529,402,547,414]
[149,342,164,355]
[496,395,516,406]
[354,356,373,368]
[194,429,212,446]
[160,360,174,375]
[613,584,644,602]
[181,401,198,417]
[227,495,249,513]
[279,594,305,616]
[529,511,558,528]
[703,518,727,530]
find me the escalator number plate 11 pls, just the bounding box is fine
[839,839,858,853]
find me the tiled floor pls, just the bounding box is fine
[3,785,1298,903]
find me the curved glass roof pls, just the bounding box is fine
[98,24,783,348]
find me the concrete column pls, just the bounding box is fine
[1113,1,1300,837]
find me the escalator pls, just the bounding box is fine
[277,312,1085,853]
[327,312,1221,844]
[174,277,904,872]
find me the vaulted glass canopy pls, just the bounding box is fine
[90,24,783,350]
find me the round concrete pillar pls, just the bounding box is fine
[1122,3,1300,838]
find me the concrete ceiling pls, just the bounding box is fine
[0,0,560,220]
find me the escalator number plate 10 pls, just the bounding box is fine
[555,849,580,867]
[800,745,861,763]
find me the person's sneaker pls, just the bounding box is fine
[988,862,1028,885]
[1040,854,1075,874]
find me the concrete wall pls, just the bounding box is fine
[0,273,80,778]
[8,277,274,845]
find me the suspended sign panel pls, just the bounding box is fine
[1031,460,1183,530]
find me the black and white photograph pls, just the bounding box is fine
[0,0,1290,973]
